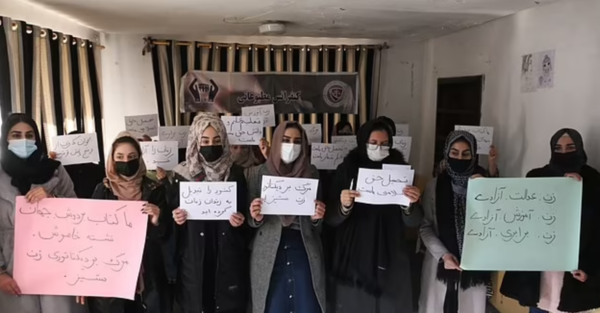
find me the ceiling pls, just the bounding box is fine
[27,0,560,40]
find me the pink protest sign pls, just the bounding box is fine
[13,196,148,300]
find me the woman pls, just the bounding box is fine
[0,113,86,313]
[170,113,250,313]
[247,121,327,313]
[230,142,266,177]
[419,130,490,313]
[333,121,353,136]
[433,145,499,178]
[326,118,423,313]
[86,132,168,313]
[500,128,600,313]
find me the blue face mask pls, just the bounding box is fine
[8,139,38,159]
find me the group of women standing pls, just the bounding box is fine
[0,111,599,313]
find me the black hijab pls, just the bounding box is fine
[375,116,396,135]
[435,130,490,313]
[548,128,587,174]
[0,113,60,195]
[330,118,408,295]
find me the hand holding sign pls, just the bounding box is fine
[260,176,319,216]
[179,182,237,220]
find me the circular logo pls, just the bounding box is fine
[323,80,349,108]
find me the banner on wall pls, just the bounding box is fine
[180,71,359,114]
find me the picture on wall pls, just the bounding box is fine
[521,49,555,93]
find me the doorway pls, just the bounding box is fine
[433,75,484,171]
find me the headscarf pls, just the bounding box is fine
[435,130,489,313]
[330,118,409,296]
[266,121,311,178]
[548,128,587,174]
[0,113,60,195]
[333,121,353,136]
[186,113,233,181]
[375,116,396,135]
[233,145,260,168]
[105,132,146,201]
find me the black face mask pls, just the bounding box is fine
[115,159,140,177]
[200,145,224,162]
[447,158,472,174]
[551,151,583,173]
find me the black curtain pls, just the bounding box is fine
[0,20,11,122]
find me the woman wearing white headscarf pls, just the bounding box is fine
[169,113,251,313]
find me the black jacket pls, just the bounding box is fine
[167,164,251,312]
[500,165,600,312]
[89,177,171,313]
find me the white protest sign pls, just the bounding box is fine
[241,104,276,127]
[53,133,100,165]
[179,182,237,220]
[125,114,159,137]
[260,175,319,216]
[455,125,494,155]
[311,144,348,170]
[221,116,263,145]
[159,126,190,149]
[302,124,322,144]
[395,123,410,136]
[393,136,412,161]
[140,141,179,170]
[382,164,412,171]
[331,136,357,149]
[355,168,414,207]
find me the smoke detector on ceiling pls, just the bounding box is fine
[259,22,287,35]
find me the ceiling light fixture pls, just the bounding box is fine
[259,22,286,35]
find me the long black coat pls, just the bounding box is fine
[501,165,600,312]
[167,163,251,313]
[88,177,171,313]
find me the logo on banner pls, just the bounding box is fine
[323,80,349,108]
[189,78,219,103]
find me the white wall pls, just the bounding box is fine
[413,0,600,181]
[0,0,98,39]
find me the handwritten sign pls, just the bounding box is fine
[140,141,179,170]
[179,182,237,220]
[395,123,409,136]
[301,124,322,144]
[53,133,100,165]
[221,116,263,145]
[461,178,582,271]
[355,168,414,207]
[393,136,412,161]
[382,164,412,171]
[13,197,147,300]
[331,135,357,148]
[260,175,319,216]
[454,125,493,155]
[159,126,190,149]
[311,144,348,170]
[125,114,159,137]
[241,104,276,127]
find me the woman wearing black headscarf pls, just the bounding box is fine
[500,128,600,313]
[0,114,85,313]
[419,130,490,313]
[326,118,423,313]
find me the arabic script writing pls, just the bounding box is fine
[260,175,319,216]
[125,114,159,137]
[140,141,179,170]
[159,126,190,149]
[221,116,263,145]
[180,182,237,220]
[310,144,350,170]
[53,133,100,166]
[355,168,413,206]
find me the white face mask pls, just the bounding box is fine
[366,144,390,162]
[280,143,301,164]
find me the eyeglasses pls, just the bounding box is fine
[366,144,390,151]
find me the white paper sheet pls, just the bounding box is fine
[140,141,179,170]
[301,124,323,144]
[392,136,412,161]
[221,116,263,145]
[355,168,414,207]
[311,143,349,170]
[260,175,319,216]
[179,182,237,220]
[53,133,100,165]
[454,125,494,155]
[159,126,190,149]
[125,114,159,137]
[241,104,276,127]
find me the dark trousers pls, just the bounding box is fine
[265,228,321,313]
[530,308,549,313]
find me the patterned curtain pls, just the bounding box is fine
[150,41,383,143]
[0,17,104,162]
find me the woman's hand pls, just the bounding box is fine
[340,190,360,208]
[229,212,245,227]
[312,200,326,221]
[48,151,57,159]
[470,174,484,180]
[156,167,167,181]
[76,296,86,305]
[488,145,499,176]
[172,208,188,225]
[442,253,462,271]
[259,138,270,159]
[26,187,52,203]
[250,198,264,222]
[572,270,588,282]
[142,203,160,226]
[565,173,582,181]
[0,273,21,295]
[403,186,421,203]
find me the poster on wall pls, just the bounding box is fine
[180,71,358,115]
[521,50,555,93]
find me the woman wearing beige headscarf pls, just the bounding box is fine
[170,113,250,313]
[83,132,169,313]
[247,121,327,313]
